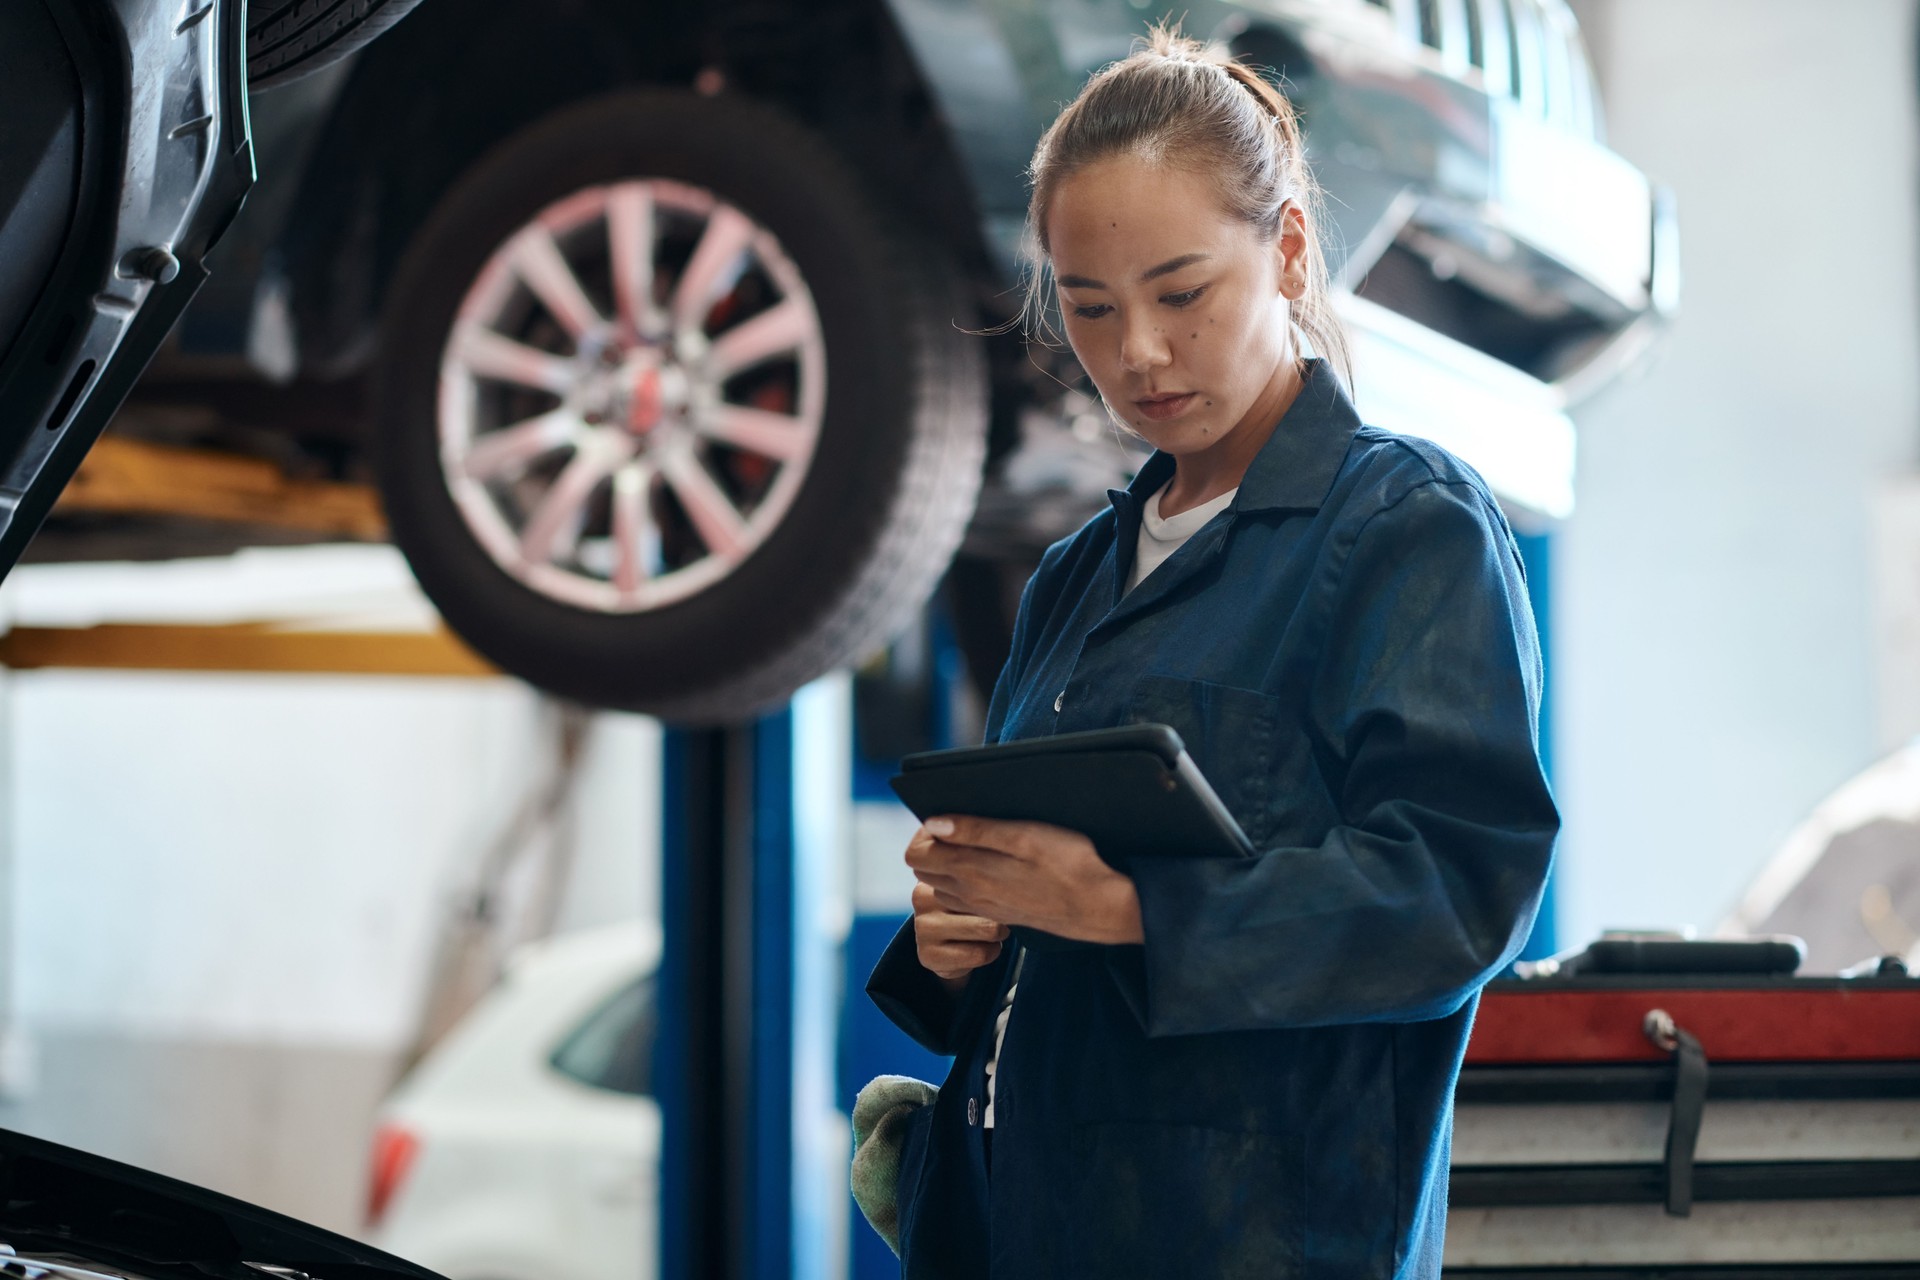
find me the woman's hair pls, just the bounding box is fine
[1024,27,1353,388]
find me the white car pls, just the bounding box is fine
[366,922,661,1280]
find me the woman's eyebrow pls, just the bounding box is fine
[1141,252,1210,282]
[1056,253,1212,291]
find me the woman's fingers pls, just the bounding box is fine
[923,815,1078,861]
[910,851,1023,927]
[903,813,1122,945]
[913,910,1006,980]
[929,886,988,918]
[911,885,1008,939]
[905,835,1001,875]
[922,938,1003,982]
[906,821,1078,920]
[907,839,1023,912]
[911,875,1010,980]
[911,879,959,915]
[936,911,1009,941]
[910,876,994,922]
[919,908,1004,941]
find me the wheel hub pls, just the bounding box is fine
[626,363,663,435]
[577,346,689,445]
[438,179,827,615]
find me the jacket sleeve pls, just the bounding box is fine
[863,548,1056,1052]
[865,916,1013,1057]
[1115,477,1560,1035]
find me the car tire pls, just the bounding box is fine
[374,89,988,724]
[247,0,427,89]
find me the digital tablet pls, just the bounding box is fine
[890,723,1254,867]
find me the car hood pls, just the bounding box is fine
[0,1128,442,1280]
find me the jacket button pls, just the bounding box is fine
[1053,690,1064,713]
[967,1097,979,1125]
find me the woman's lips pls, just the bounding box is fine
[1134,391,1197,421]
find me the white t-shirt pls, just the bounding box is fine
[983,478,1236,1129]
[1126,482,1238,593]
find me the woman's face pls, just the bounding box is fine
[1047,152,1309,464]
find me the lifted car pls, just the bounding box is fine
[3,0,1672,724]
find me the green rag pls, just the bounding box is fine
[850,1074,939,1255]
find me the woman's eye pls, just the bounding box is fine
[1071,303,1112,320]
[1162,287,1207,308]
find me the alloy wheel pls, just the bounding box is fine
[438,180,827,613]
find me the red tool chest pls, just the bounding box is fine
[1447,953,1920,1275]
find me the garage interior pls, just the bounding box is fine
[1,0,1917,1278]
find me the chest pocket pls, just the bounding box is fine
[1126,674,1287,850]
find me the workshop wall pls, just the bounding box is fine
[1560,0,1920,950]
[0,670,658,1233]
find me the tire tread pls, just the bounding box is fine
[375,89,990,724]
[247,0,426,89]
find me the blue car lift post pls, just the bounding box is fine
[656,722,760,1280]
[655,694,845,1280]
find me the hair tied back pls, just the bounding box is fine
[1021,23,1352,386]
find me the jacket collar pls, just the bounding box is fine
[1106,357,1361,519]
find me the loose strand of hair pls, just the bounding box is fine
[1020,22,1356,392]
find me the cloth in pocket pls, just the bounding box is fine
[850,1074,938,1255]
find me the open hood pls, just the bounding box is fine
[0,1127,441,1280]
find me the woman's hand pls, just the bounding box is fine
[911,880,1010,995]
[906,816,1145,946]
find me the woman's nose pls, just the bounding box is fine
[1118,313,1171,374]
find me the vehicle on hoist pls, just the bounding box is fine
[72,0,1671,722]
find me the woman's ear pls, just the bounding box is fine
[1275,200,1311,300]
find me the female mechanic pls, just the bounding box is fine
[866,29,1559,1280]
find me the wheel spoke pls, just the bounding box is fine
[511,226,604,341]
[659,445,749,561]
[670,204,754,331]
[519,441,627,567]
[462,408,582,479]
[697,404,815,462]
[453,324,576,395]
[445,179,824,614]
[610,462,656,597]
[608,183,656,337]
[704,298,811,381]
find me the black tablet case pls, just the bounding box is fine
[890,724,1253,866]
[889,725,1252,951]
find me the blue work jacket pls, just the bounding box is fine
[867,358,1559,1279]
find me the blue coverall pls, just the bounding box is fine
[867,357,1560,1278]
